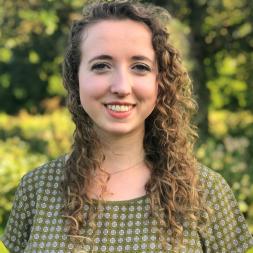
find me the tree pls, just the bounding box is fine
[144,0,253,139]
[0,0,85,114]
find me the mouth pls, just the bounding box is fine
[104,104,134,112]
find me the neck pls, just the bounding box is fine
[96,128,145,174]
[88,127,151,201]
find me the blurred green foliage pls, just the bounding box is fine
[0,0,253,237]
[0,0,85,114]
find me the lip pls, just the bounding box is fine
[104,101,136,106]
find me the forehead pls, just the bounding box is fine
[80,19,155,58]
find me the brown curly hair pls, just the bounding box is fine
[61,0,209,250]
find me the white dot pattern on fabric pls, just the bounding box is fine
[1,157,253,252]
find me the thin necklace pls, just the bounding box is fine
[94,160,145,199]
[103,159,144,176]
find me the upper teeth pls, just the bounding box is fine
[107,104,132,112]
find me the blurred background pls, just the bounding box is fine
[0,0,252,236]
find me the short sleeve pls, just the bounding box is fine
[1,175,35,253]
[199,166,253,253]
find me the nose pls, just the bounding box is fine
[110,67,132,96]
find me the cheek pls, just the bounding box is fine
[79,74,108,100]
[135,78,158,102]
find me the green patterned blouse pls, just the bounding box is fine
[2,156,253,252]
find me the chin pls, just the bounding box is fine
[94,121,144,136]
[106,128,134,136]
[97,125,138,136]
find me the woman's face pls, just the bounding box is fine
[78,19,158,136]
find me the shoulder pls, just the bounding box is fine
[197,163,230,195]
[20,155,66,189]
[1,155,68,252]
[196,163,238,211]
[196,165,253,251]
[197,163,225,184]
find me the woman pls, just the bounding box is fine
[2,1,253,252]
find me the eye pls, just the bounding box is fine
[91,62,111,73]
[132,63,151,73]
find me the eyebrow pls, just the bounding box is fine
[131,55,154,64]
[88,54,155,64]
[88,55,112,64]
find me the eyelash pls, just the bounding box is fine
[91,62,111,72]
[90,62,152,73]
[132,64,151,73]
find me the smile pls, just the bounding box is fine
[105,104,134,112]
